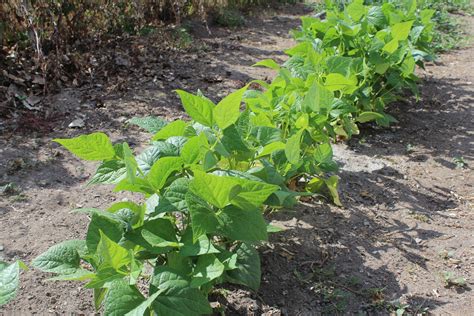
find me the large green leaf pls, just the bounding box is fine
[226,243,261,291]
[151,267,212,316]
[103,280,145,316]
[147,157,183,191]
[189,171,241,209]
[141,219,179,248]
[185,193,219,242]
[213,86,248,130]
[152,120,187,141]
[136,142,179,175]
[231,177,279,209]
[32,240,84,275]
[176,90,214,127]
[324,74,358,94]
[180,133,208,165]
[217,205,268,242]
[179,231,220,257]
[0,261,20,306]
[285,130,303,165]
[391,20,414,41]
[190,254,225,287]
[89,160,126,185]
[54,132,115,161]
[302,81,334,112]
[128,116,167,133]
[86,211,126,252]
[97,231,130,270]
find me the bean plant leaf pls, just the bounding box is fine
[186,193,220,242]
[180,133,208,165]
[136,142,179,175]
[103,280,145,316]
[356,111,385,123]
[253,59,281,70]
[147,157,183,191]
[54,132,115,161]
[190,254,225,287]
[302,81,334,112]
[32,240,85,275]
[97,231,130,270]
[152,120,187,141]
[213,86,248,130]
[176,90,214,127]
[128,116,167,133]
[189,171,242,209]
[217,205,268,242]
[151,267,212,316]
[0,261,20,306]
[391,20,414,41]
[89,160,126,185]
[124,291,161,316]
[226,243,261,291]
[285,130,303,165]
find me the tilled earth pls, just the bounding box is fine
[1,5,473,315]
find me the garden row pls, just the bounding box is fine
[0,0,442,314]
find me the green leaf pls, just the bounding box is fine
[141,219,179,248]
[179,232,220,257]
[0,261,20,306]
[217,205,268,242]
[231,177,279,209]
[97,231,130,270]
[325,175,342,206]
[86,211,126,252]
[346,1,366,21]
[383,39,399,54]
[190,254,225,287]
[176,90,214,127]
[180,133,208,165]
[103,280,145,316]
[128,116,167,133]
[54,132,115,161]
[151,268,212,316]
[356,112,385,123]
[285,130,302,165]
[367,6,385,27]
[302,81,334,112]
[32,240,84,275]
[221,125,250,153]
[213,86,248,130]
[186,193,219,242]
[189,171,241,209]
[89,160,126,185]
[136,142,179,175]
[324,74,358,93]
[314,143,333,164]
[226,243,261,291]
[251,126,281,146]
[252,59,280,70]
[125,292,161,316]
[391,20,414,41]
[152,120,187,141]
[147,157,183,191]
[257,141,285,158]
[122,143,138,183]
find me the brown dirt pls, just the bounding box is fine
[1,5,473,315]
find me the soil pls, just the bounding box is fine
[1,4,473,315]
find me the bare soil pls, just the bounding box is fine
[1,5,473,315]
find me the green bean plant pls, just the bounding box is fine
[285,0,435,135]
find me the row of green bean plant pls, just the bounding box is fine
[278,0,435,137]
[0,0,435,314]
